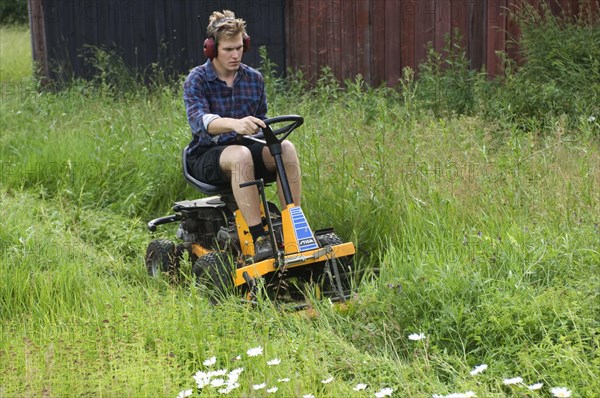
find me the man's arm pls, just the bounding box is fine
[207,116,266,136]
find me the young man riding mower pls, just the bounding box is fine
[145,10,356,305]
[183,10,302,262]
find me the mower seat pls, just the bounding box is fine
[182,146,232,195]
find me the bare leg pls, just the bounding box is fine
[220,145,262,226]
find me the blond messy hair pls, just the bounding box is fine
[207,10,247,43]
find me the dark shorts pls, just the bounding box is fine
[187,142,275,185]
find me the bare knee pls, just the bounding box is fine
[220,146,255,182]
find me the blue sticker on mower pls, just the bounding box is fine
[289,207,318,251]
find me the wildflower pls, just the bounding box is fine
[588,115,596,122]
[503,377,523,385]
[210,378,225,387]
[228,367,244,383]
[527,383,543,390]
[408,333,426,341]
[267,358,281,366]
[253,383,267,390]
[209,369,228,377]
[375,387,394,397]
[234,355,242,361]
[203,356,217,367]
[551,387,572,397]
[354,383,368,391]
[469,364,488,376]
[247,346,263,357]
[443,393,476,398]
[218,383,239,395]
[230,367,244,376]
[321,376,334,384]
[176,389,193,398]
[278,378,291,383]
[303,395,315,398]
[193,371,211,389]
[267,387,279,393]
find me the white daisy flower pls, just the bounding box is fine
[210,378,225,387]
[267,387,279,393]
[247,346,264,357]
[267,358,281,366]
[408,333,426,341]
[588,115,596,122]
[469,364,488,376]
[218,382,240,394]
[375,387,394,397]
[303,395,315,398]
[278,378,291,383]
[227,368,243,384]
[209,369,228,377]
[551,387,572,397]
[253,383,267,390]
[321,376,334,384]
[230,367,244,375]
[193,371,211,389]
[503,377,523,385]
[203,356,217,367]
[176,389,193,398]
[353,383,368,391]
[528,383,543,390]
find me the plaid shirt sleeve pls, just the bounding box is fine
[183,61,267,152]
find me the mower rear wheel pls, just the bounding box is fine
[192,252,235,300]
[145,239,176,277]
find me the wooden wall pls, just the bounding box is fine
[29,0,287,83]
[285,0,597,86]
[29,0,596,86]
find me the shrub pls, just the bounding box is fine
[0,0,28,25]
[478,3,600,133]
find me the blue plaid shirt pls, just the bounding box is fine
[183,60,267,155]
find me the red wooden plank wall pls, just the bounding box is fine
[285,0,594,86]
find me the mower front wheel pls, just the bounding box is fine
[145,239,176,277]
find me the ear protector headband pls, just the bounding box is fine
[203,18,250,60]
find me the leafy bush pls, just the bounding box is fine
[0,0,28,25]
[414,29,483,117]
[477,3,600,133]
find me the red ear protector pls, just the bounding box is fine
[203,34,250,60]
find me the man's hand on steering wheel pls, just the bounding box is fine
[234,116,266,135]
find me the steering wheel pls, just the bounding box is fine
[242,115,304,145]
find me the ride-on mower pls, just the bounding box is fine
[145,115,356,305]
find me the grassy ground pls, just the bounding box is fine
[1,25,599,397]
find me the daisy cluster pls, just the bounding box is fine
[176,345,394,397]
[177,333,573,397]
[406,333,573,398]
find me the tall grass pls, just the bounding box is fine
[2,11,599,398]
[0,25,32,81]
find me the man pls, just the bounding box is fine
[183,10,302,261]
